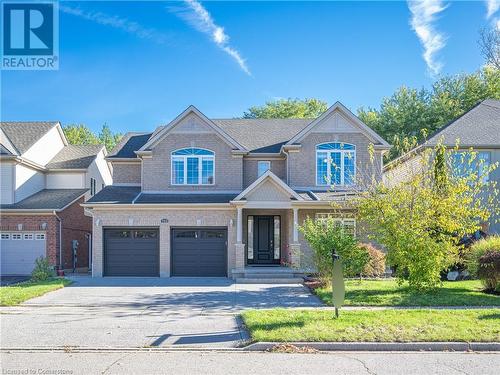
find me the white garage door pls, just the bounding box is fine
[0,232,46,275]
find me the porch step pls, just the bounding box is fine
[235,277,304,284]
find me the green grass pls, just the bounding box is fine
[242,309,500,342]
[0,278,72,306]
[314,280,499,307]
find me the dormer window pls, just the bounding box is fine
[171,148,215,185]
[316,142,356,186]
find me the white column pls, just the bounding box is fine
[236,206,243,243]
[293,207,299,243]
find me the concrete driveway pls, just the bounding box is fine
[0,276,321,349]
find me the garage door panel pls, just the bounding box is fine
[104,228,159,277]
[171,228,227,277]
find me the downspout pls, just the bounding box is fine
[54,211,63,270]
[282,148,290,185]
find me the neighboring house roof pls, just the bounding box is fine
[0,121,59,154]
[426,99,500,147]
[46,144,104,169]
[107,132,153,159]
[385,99,500,172]
[0,189,88,211]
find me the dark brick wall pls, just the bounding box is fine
[59,197,92,270]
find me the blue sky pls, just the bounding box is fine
[1,1,498,133]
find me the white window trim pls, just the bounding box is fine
[12,233,22,240]
[452,151,490,183]
[1,233,10,240]
[90,178,96,196]
[171,148,215,186]
[35,233,46,240]
[23,233,34,240]
[315,143,356,186]
[315,213,356,236]
[257,161,271,177]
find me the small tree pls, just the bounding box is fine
[300,216,368,280]
[358,141,499,289]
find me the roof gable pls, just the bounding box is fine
[234,170,303,202]
[140,106,246,151]
[286,102,390,147]
[0,121,63,154]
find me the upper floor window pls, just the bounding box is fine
[316,143,356,186]
[257,161,271,177]
[171,148,215,185]
[451,151,490,183]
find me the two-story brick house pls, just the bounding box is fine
[0,121,113,275]
[84,102,390,280]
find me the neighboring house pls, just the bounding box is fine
[384,99,500,234]
[83,102,391,280]
[0,121,113,275]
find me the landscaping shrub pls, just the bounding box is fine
[360,243,386,277]
[31,257,55,281]
[300,216,369,279]
[466,236,500,277]
[477,251,500,292]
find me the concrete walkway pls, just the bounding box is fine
[0,276,322,349]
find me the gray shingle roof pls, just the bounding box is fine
[427,99,500,147]
[135,193,238,204]
[213,118,312,152]
[107,132,152,158]
[86,186,141,204]
[46,145,104,169]
[0,122,59,154]
[0,189,88,211]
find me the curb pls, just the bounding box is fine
[243,342,500,352]
[2,342,499,353]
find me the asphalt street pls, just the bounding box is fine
[1,350,498,375]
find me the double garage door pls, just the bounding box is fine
[0,232,46,275]
[103,227,227,277]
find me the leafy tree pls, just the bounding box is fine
[358,68,500,160]
[299,216,369,279]
[357,142,499,289]
[63,124,99,145]
[243,98,328,119]
[63,124,122,152]
[98,123,122,153]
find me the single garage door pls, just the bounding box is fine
[171,228,227,277]
[0,232,46,275]
[104,228,159,276]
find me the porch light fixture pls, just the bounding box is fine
[40,222,48,230]
[17,223,23,231]
[128,217,134,226]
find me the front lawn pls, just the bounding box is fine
[313,279,499,306]
[0,278,72,306]
[242,309,500,342]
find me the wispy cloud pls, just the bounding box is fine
[168,0,251,75]
[407,0,448,76]
[486,0,500,19]
[60,4,171,45]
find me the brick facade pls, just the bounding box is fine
[0,197,92,270]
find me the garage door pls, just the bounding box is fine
[171,228,227,277]
[0,232,46,275]
[104,228,159,276]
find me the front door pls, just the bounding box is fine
[249,216,280,265]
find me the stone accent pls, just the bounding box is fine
[235,243,245,270]
[91,209,236,277]
[289,243,301,268]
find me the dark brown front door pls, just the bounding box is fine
[251,216,279,265]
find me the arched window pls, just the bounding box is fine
[171,148,215,185]
[316,142,356,186]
